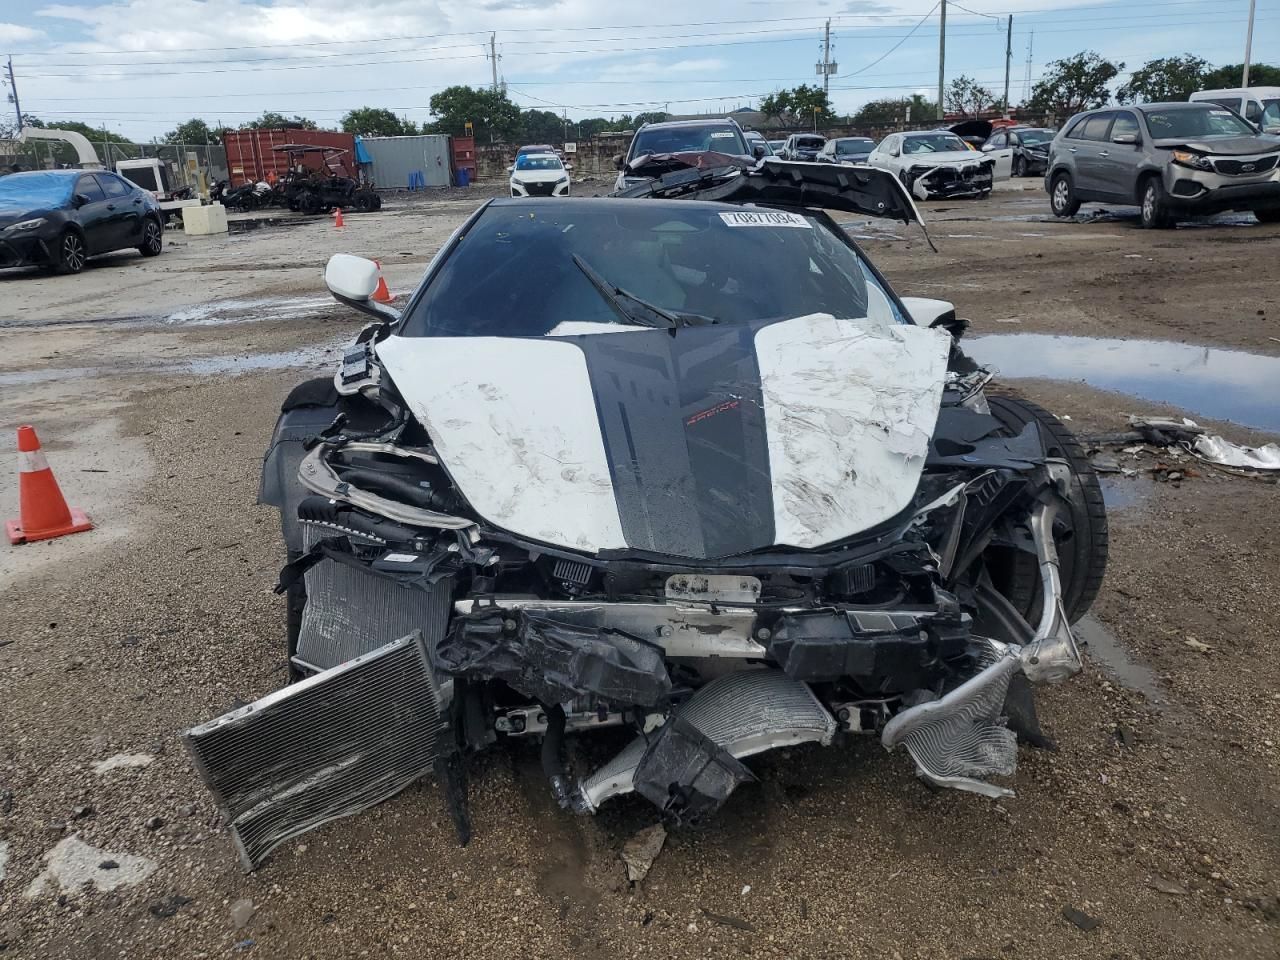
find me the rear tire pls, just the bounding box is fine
[1140,175,1173,229]
[52,230,86,275]
[1049,172,1080,218]
[298,190,321,215]
[1254,208,1280,224]
[984,392,1109,624]
[1013,155,1027,178]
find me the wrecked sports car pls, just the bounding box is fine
[183,160,1107,870]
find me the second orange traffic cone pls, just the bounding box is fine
[6,425,94,545]
[371,259,393,304]
[333,207,344,228]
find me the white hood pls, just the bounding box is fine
[376,316,951,559]
[904,150,989,167]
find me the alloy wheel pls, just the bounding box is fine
[1052,179,1069,212]
[62,234,85,272]
[144,222,162,254]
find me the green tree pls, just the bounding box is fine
[1028,51,1123,117]
[760,85,831,125]
[577,117,614,138]
[945,75,996,117]
[759,90,792,123]
[340,107,417,137]
[427,85,521,142]
[851,95,936,128]
[246,112,318,130]
[164,118,219,144]
[519,109,565,144]
[632,111,671,127]
[1117,55,1208,104]
[1201,62,1280,88]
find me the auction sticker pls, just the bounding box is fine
[718,210,812,228]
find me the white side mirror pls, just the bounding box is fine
[900,296,960,330]
[325,253,380,301]
[506,164,514,174]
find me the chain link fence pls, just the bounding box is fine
[0,139,228,187]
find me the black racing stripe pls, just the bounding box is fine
[573,325,774,560]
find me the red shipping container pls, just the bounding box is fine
[451,135,477,183]
[222,129,358,186]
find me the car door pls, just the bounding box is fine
[982,131,1014,179]
[1094,111,1143,202]
[1065,113,1114,198]
[95,173,142,250]
[869,136,896,172]
[71,174,113,254]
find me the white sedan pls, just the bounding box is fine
[867,131,1000,200]
[508,153,571,198]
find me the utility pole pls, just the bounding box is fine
[488,33,499,92]
[936,0,946,120]
[1003,16,1013,116]
[1243,0,1257,86]
[6,56,21,130]
[815,20,837,98]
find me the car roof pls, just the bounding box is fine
[831,136,873,142]
[639,118,736,129]
[1135,102,1225,112]
[6,169,83,178]
[488,196,803,215]
[518,152,560,158]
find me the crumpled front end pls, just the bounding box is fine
[909,159,995,200]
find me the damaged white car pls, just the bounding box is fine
[867,130,998,200]
[184,160,1106,870]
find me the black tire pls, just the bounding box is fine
[354,191,375,212]
[1139,175,1173,229]
[284,549,306,683]
[1049,172,1080,218]
[1012,154,1027,178]
[52,229,86,275]
[1253,208,1280,224]
[372,194,382,211]
[298,190,321,215]
[984,392,1109,624]
[138,217,163,257]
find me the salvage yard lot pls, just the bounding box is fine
[1,182,1277,959]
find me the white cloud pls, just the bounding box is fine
[0,22,44,43]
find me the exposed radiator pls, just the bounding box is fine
[183,631,443,870]
[297,521,453,670]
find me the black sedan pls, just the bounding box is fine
[0,169,165,275]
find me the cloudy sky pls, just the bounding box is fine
[0,0,1270,141]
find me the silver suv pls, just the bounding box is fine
[1045,102,1280,228]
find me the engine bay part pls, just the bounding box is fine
[182,631,443,870]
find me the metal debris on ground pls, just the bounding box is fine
[621,824,667,883]
[1150,877,1189,896]
[1061,905,1102,931]
[701,907,757,932]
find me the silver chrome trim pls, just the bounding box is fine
[1020,462,1083,683]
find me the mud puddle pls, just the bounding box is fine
[0,295,339,329]
[1099,475,1157,512]
[0,340,343,387]
[1074,614,1165,703]
[966,334,1280,432]
[226,216,312,235]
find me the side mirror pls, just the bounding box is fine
[72,193,91,208]
[752,143,767,159]
[1112,133,1139,146]
[505,164,514,174]
[613,154,625,171]
[900,297,968,339]
[324,254,401,323]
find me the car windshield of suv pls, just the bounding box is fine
[0,172,74,207]
[402,203,902,337]
[903,134,968,154]
[794,137,825,149]
[630,124,746,157]
[1018,130,1052,144]
[1262,100,1280,130]
[836,140,872,154]
[1143,107,1255,138]
[515,156,562,171]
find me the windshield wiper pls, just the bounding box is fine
[572,254,718,330]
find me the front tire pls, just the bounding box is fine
[1254,208,1280,224]
[1140,176,1173,229]
[985,393,1109,624]
[138,218,163,257]
[52,230,86,275]
[1013,155,1027,178]
[1049,172,1080,218]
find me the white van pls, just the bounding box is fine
[1189,87,1280,133]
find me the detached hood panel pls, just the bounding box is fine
[377,317,950,559]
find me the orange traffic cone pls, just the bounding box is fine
[371,259,393,304]
[6,425,93,545]
[333,207,344,228]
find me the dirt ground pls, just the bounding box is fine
[1,181,1277,960]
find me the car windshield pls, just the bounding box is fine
[1143,107,1255,138]
[903,134,968,154]
[1018,130,1052,144]
[0,172,74,207]
[401,202,902,338]
[794,137,824,149]
[515,156,562,171]
[630,124,747,157]
[836,140,872,154]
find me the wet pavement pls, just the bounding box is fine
[966,334,1280,432]
[1074,614,1166,704]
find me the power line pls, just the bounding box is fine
[839,2,940,79]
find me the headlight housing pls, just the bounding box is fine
[5,217,46,232]
[510,178,525,187]
[1171,150,1213,171]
